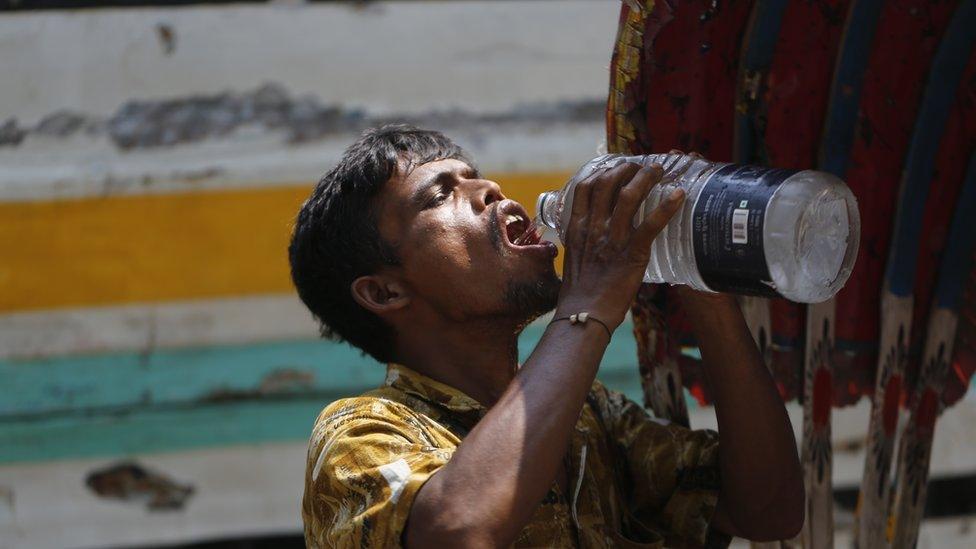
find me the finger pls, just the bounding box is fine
[589,162,640,226]
[565,171,595,251]
[609,164,663,240]
[632,188,685,252]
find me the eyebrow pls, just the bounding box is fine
[410,165,481,208]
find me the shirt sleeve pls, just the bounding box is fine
[591,382,722,548]
[302,398,453,549]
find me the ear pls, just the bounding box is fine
[350,274,411,316]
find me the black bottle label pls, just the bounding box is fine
[692,164,797,297]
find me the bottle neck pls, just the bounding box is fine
[536,191,561,230]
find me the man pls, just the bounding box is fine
[291,125,803,548]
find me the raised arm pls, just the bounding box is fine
[680,289,805,540]
[405,162,685,548]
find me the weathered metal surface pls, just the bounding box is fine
[886,231,976,547]
[890,151,976,547]
[800,301,837,549]
[0,295,318,361]
[908,47,976,408]
[750,1,854,544]
[0,442,310,549]
[854,3,975,545]
[834,0,960,406]
[0,0,622,463]
[0,2,618,125]
[86,461,194,511]
[0,319,649,461]
[0,83,605,151]
[638,0,753,161]
[855,293,913,547]
[607,3,976,547]
[764,0,855,410]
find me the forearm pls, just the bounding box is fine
[681,292,803,537]
[406,320,609,547]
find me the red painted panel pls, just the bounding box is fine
[834,0,959,401]
[763,0,852,168]
[909,50,976,402]
[761,0,853,403]
[639,0,753,160]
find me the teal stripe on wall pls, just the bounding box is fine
[0,319,701,463]
[1,320,650,419]
[1,338,382,419]
[0,398,329,464]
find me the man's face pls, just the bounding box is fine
[374,158,560,325]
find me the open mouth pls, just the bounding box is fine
[502,210,542,247]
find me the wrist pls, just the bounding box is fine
[553,299,624,332]
[550,311,614,341]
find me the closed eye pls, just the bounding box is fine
[423,183,453,209]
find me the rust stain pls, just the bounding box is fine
[86,462,194,511]
[204,368,316,402]
[156,23,176,56]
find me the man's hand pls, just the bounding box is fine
[556,162,685,330]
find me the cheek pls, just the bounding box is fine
[401,217,477,285]
[401,216,508,301]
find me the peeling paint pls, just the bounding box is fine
[0,484,14,523]
[0,119,26,146]
[85,462,194,511]
[155,23,176,56]
[258,368,315,393]
[34,111,97,138]
[1,83,604,151]
[204,367,316,402]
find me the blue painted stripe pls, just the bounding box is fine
[0,319,661,419]
[934,153,976,309]
[886,0,976,296]
[0,319,684,463]
[0,338,384,419]
[734,0,790,164]
[0,398,328,464]
[818,0,885,176]
[0,367,688,465]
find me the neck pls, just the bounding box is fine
[394,315,522,408]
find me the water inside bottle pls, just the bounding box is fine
[514,214,546,246]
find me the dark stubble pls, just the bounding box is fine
[487,203,562,330]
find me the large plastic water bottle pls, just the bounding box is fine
[535,154,860,303]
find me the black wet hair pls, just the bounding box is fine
[288,124,472,363]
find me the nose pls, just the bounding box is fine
[468,178,505,212]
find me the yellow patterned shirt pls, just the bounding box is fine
[302,364,725,548]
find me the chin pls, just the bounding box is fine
[505,270,561,330]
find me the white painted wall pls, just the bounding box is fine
[0,1,620,124]
[0,1,619,201]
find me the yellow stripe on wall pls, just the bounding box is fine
[0,172,570,312]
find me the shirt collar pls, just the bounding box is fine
[384,363,487,420]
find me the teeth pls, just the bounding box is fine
[504,214,522,226]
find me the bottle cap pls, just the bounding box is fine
[536,191,558,230]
